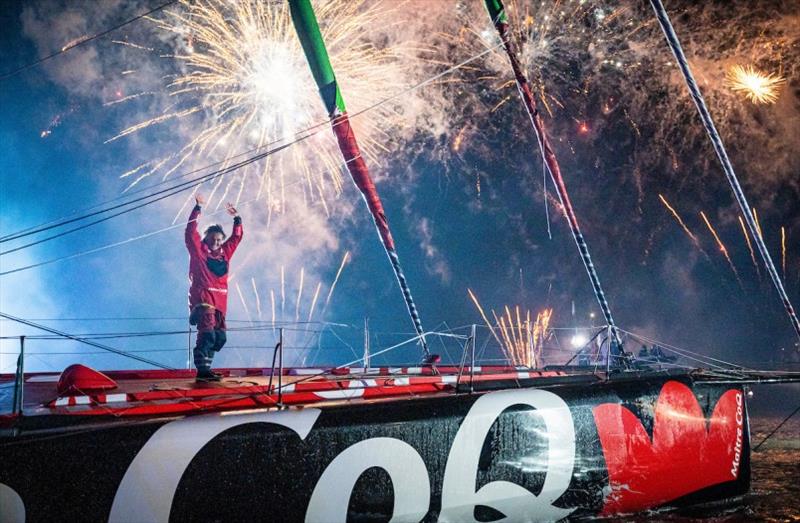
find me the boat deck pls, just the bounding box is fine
[0,365,571,420]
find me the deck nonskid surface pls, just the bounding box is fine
[1,366,570,417]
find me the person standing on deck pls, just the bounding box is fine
[185,194,243,382]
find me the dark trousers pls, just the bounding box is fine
[192,308,227,373]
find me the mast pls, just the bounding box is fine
[649,0,800,342]
[483,0,624,349]
[288,0,430,357]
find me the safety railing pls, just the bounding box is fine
[3,318,740,417]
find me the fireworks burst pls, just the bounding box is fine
[111,0,420,214]
[434,0,800,235]
[725,65,786,105]
[467,288,552,368]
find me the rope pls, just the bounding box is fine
[650,0,800,342]
[0,1,178,80]
[753,404,800,452]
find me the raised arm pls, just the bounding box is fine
[222,203,243,258]
[185,196,204,257]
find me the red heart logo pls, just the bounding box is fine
[593,380,744,514]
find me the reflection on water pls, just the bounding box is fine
[604,416,800,522]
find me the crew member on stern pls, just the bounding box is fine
[185,194,243,382]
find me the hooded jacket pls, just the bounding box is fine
[185,205,243,315]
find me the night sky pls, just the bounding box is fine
[1,0,799,374]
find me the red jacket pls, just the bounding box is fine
[185,205,243,315]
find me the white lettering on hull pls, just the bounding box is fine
[731,392,744,478]
[438,389,576,522]
[109,409,321,523]
[0,483,25,523]
[305,437,430,523]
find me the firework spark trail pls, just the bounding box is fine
[295,267,305,323]
[658,194,709,260]
[497,315,515,363]
[270,289,276,333]
[739,215,761,277]
[504,306,518,351]
[61,35,90,52]
[467,288,503,347]
[251,277,262,320]
[725,65,786,105]
[280,265,285,318]
[452,125,469,152]
[496,305,552,368]
[467,289,552,368]
[700,211,742,286]
[234,281,253,325]
[753,208,763,239]
[307,282,322,323]
[103,92,157,107]
[782,226,787,282]
[322,250,350,317]
[40,104,79,138]
[111,40,154,52]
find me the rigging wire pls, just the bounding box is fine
[0,44,500,275]
[619,328,751,372]
[0,312,173,369]
[0,143,282,244]
[0,183,357,276]
[0,131,315,256]
[650,0,800,343]
[0,111,348,244]
[752,404,800,452]
[0,0,178,81]
[0,323,351,340]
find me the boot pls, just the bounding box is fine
[194,331,217,381]
[196,369,222,382]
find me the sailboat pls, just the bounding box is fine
[1,0,798,521]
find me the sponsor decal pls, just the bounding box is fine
[112,389,576,522]
[438,389,575,522]
[0,379,746,521]
[731,390,744,478]
[109,409,321,522]
[593,381,743,514]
